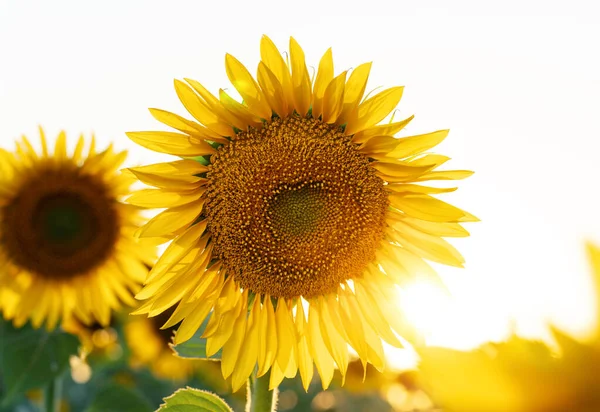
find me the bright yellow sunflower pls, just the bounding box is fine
[0,129,155,329]
[125,308,200,381]
[127,35,475,392]
[418,242,600,412]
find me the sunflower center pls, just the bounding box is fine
[0,167,120,279]
[205,116,389,299]
[267,184,326,238]
[35,194,95,250]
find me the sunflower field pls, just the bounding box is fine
[1,1,599,411]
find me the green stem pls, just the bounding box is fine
[247,369,278,412]
[44,376,61,412]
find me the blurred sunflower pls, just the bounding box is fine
[62,316,121,358]
[340,361,434,411]
[125,308,198,381]
[0,129,155,329]
[128,35,475,392]
[418,242,600,412]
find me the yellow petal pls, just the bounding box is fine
[260,35,294,115]
[318,297,349,380]
[221,291,249,380]
[203,277,239,338]
[258,296,278,377]
[352,115,414,144]
[148,247,213,314]
[379,243,446,289]
[387,129,449,159]
[184,78,248,131]
[184,263,224,303]
[338,62,372,123]
[269,361,287,390]
[386,183,457,195]
[307,302,335,389]
[126,131,216,156]
[20,135,38,160]
[162,300,197,331]
[127,169,205,191]
[389,194,469,222]
[225,54,272,120]
[173,296,215,344]
[338,289,369,370]
[219,89,263,129]
[363,276,423,346]
[174,79,234,137]
[129,159,208,179]
[586,242,600,342]
[289,37,311,116]
[400,216,470,238]
[358,135,400,156]
[311,48,334,119]
[353,282,403,347]
[69,134,84,163]
[231,297,261,391]
[257,62,287,117]
[136,249,201,300]
[345,87,404,135]
[414,170,475,182]
[54,131,67,160]
[322,71,347,124]
[87,134,96,157]
[148,108,228,144]
[294,303,314,391]
[371,160,435,180]
[137,200,205,238]
[274,299,297,377]
[409,154,450,168]
[342,286,385,370]
[388,223,465,267]
[205,293,242,355]
[126,188,204,208]
[38,126,48,157]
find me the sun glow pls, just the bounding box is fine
[386,278,508,371]
[397,279,507,350]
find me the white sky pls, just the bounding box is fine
[1,0,600,349]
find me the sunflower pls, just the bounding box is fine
[125,308,200,381]
[62,316,121,358]
[418,242,600,412]
[0,129,155,330]
[128,35,475,392]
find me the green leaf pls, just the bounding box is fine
[0,320,79,407]
[171,318,221,360]
[158,387,233,412]
[85,384,153,412]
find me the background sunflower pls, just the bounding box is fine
[124,308,202,381]
[0,129,156,330]
[417,243,600,412]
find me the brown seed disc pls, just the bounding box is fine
[0,164,119,279]
[205,116,389,299]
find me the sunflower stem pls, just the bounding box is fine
[44,376,61,412]
[247,369,278,412]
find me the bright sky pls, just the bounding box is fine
[1,0,600,353]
